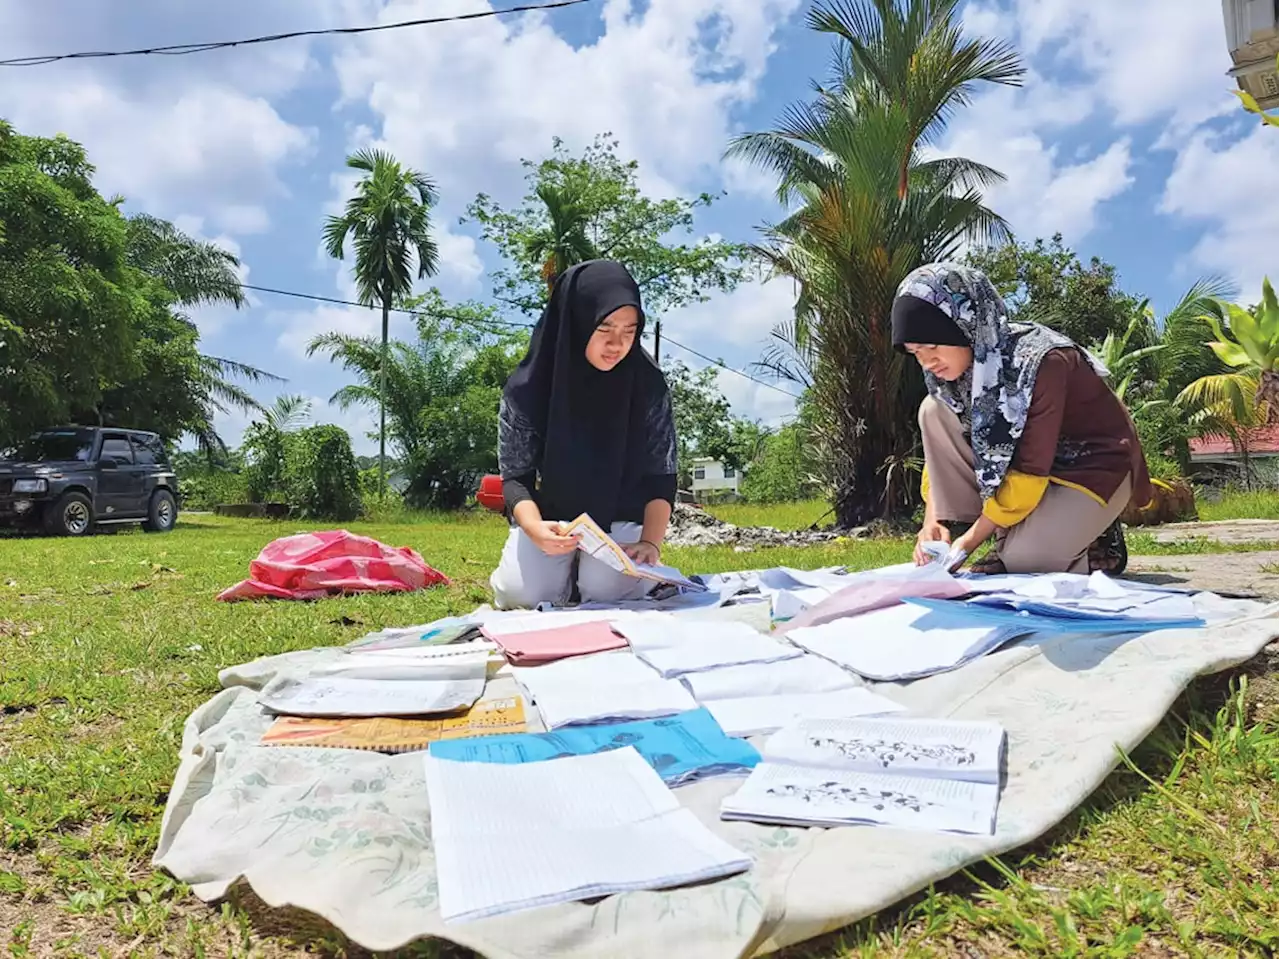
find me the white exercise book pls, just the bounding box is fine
[613,618,802,678]
[764,717,1006,784]
[426,747,752,922]
[721,716,1007,835]
[512,651,696,728]
[680,654,861,702]
[704,689,906,738]
[563,514,706,591]
[257,665,486,718]
[720,763,999,835]
[787,602,1029,681]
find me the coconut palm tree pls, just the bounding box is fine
[323,148,440,488]
[727,0,1023,525]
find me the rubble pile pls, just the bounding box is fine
[664,503,851,550]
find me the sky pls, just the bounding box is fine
[1,0,1277,453]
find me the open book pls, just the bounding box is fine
[563,513,706,591]
[720,716,1005,835]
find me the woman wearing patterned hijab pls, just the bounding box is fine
[892,262,1151,575]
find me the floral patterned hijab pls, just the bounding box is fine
[895,262,1105,498]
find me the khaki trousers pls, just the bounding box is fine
[918,396,1131,574]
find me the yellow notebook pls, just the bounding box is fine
[260,696,527,753]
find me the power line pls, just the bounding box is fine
[661,335,803,400]
[240,280,800,401]
[0,0,596,67]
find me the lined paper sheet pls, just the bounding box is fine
[704,689,906,738]
[257,665,486,718]
[680,655,860,702]
[764,717,1005,784]
[612,617,802,677]
[721,762,999,834]
[512,652,696,727]
[426,747,752,922]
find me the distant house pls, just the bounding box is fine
[689,457,741,500]
[1222,0,1279,109]
[1189,423,1280,463]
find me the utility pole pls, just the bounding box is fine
[653,319,662,362]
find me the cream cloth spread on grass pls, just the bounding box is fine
[153,592,1277,958]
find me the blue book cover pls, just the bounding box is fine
[428,707,760,785]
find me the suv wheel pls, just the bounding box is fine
[143,489,177,533]
[45,492,94,537]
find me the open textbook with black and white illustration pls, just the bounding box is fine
[563,513,706,591]
[721,716,1005,835]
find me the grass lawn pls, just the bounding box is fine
[0,510,1275,958]
[1199,489,1279,523]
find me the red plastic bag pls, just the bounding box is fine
[217,529,450,602]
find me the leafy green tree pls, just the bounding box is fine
[965,234,1144,348]
[309,299,526,508]
[728,0,1021,526]
[466,134,748,354]
[740,422,822,504]
[323,148,440,489]
[0,121,273,452]
[664,360,769,487]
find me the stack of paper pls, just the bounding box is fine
[788,603,1030,681]
[257,662,486,718]
[512,651,697,728]
[614,617,802,678]
[721,716,1004,835]
[776,567,969,635]
[315,641,500,680]
[426,747,752,921]
[262,696,527,752]
[904,596,1203,633]
[430,708,759,785]
[483,620,629,665]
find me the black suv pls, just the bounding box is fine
[0,427,179,536]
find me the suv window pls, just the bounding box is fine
[100,436,134,465]
[131,436,157,466]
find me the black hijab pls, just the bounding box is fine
[502,259,669,527]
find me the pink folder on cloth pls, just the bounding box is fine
[775,572,970,635]
[481,621,629,666]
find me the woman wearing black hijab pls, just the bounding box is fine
[489,260,678,610]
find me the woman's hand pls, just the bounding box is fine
[914,518,951,566]
[623,539,661,566]
[527,520,580,557]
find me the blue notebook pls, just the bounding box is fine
[428,707,760,786]
[902,597,1204,633]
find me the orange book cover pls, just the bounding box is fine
[260,696,527,753]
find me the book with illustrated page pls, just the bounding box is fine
[260,696,527,753]
[721,716,1005,835]
[562,513,706,591]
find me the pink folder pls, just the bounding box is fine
[775,573,970,635]
[482,620,629,666]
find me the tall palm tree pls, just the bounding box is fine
[526,182,598,293]
[323,148,440,488]
[727,0,1023,525]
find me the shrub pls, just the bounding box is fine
[242,422,288,503]
[177,469,249,510]
[283,425,362,521]
[741,425,822,504]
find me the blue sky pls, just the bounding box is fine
[1,0,1276,452]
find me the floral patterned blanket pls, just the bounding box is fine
[153,593,1276,958]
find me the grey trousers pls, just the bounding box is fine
[919,396,1131,574]
[489,521,655,610]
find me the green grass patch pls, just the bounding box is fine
[704,499,832,530]
[0,513,1274,957]
[1199,488,1278,522]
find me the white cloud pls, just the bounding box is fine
[0,2,317,234]
[1159,124,1280,294]
[435,226,485,289]
[662,275,798,352]
[1006,0,1237,132]
[714,368,798,426]
[927,75,1134,244]
[331,0,804,206]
